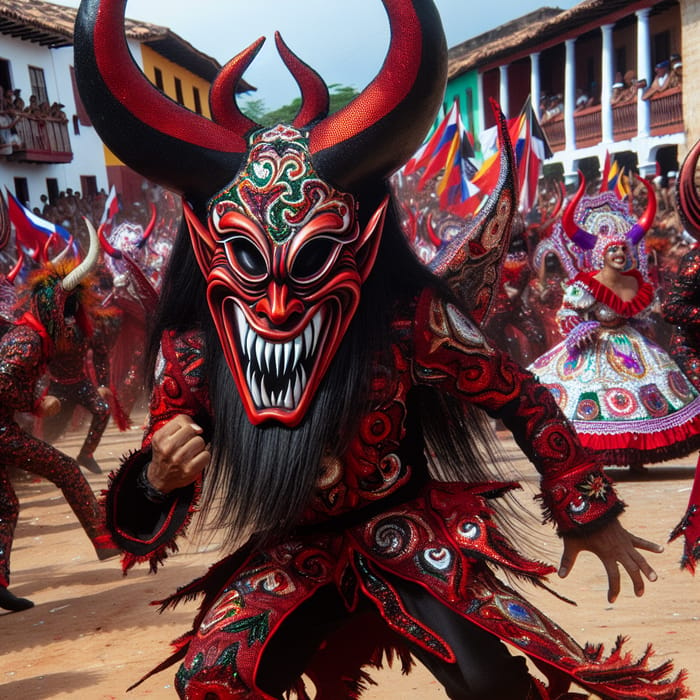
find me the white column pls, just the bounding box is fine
[564,39,576,151]
[600,23,614,143]
[476,70,486,139]
[636,8,652,138]
[499,64,510,118]
[530,52,541,119]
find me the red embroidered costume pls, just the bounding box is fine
[665,139,700,572]
[0,223,118,612]
[75,0,688,697]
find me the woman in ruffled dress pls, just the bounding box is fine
[529,173,700,471]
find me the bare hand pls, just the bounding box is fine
[97,386,113,401]
[559,519,663,603]
[147,414,209,493]
[38,395,61,417]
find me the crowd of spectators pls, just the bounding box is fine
[0,87,68,155]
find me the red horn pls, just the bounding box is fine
[561,172,596,250]
[677,139,700,239]
[74,0,248,205]
[627,175,656,245]
[275,33,330,129]
[309,0,447,190]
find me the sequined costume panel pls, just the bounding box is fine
[97,291,695,700]
[663,246,700,391]
[663,247,700,571]
[0,320,107,587]
[529,272,700,467]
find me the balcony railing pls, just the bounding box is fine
[574,105,601,149]
[649,86,682,136]
[541,87,683,153]
[7,114,73,164]
[612,100,637,141]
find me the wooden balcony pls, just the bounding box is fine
[612,100,637,141]
[541,87,683,154]
[649,86,682,137]
[8,114,73,164]
[574,105,601,149]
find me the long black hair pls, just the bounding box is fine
[149,190,539,556]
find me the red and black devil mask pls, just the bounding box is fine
[73,0,447,425]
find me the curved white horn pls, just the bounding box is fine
[62,217,99,291]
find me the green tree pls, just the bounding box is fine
[241,84,359,127]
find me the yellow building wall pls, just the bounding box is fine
[103,44,213,167]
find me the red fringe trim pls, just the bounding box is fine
[576,422,700,467]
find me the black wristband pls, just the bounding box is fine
[136,464,172,504]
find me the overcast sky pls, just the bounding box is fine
[57,0,579,109]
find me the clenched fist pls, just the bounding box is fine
[147,414,210,493]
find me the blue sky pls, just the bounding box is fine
[58,0,579,109]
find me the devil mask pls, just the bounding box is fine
[184,125,387,425]
[74,0,447,425]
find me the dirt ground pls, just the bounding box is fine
[1,413,698,700]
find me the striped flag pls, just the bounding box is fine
[6,189,72,260]
[100,185,120,225]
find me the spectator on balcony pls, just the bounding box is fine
[610,81,626,105]
[642,60,672,101]
[0,96,22,155]
[11,90,24,113]
[49,103,68,123]
[541,94,563,123]
[574,88,592,111]
[669,54,682,89]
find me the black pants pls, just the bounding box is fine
[257,579,531,700]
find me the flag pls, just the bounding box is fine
[606,159,621,192]
[507,96,553,213]
[403,99,461,182]
[6,189,71,260]
[615,167,632,199]
[435,109,479,208]
[100,185,120,225]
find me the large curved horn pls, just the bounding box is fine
[138,202,158,247]
[6,242,25,285]
[275,33,329,129]
[561,172,597,250]
[74,0,248,205]
[50,235,75,265]
[627,175,656,245]
[309,0,447,191]
[63,218,99,291]
[98,223,121,259]
[677,139,700,239]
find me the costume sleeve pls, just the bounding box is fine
[662,250,700,328]
[556,278,595,334]
[0,326,45,413]
[105,329,210,572]
[413,288,624,535]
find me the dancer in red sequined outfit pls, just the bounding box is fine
[666,139,700,572]
[0,221,118,612]
[75,1,688,697]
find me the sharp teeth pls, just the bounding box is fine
[249,368,262,407]
[235,307,248,349]
[264,342,273,374]
[310,312,322,354]
[246,327,255,359]
[283,341,292,375]
[303,322,313,359]
[261,377,271,407]
[284,379,294,408]
[293,371,302,404]
[299,364,307,390]
[293,336,303,369]
[274,343,283,376]
[255,336,266,372]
